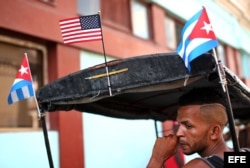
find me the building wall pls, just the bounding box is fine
[0,1,84,168]
[215,0,250,31]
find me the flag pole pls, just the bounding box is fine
[212,49,240,152]
[39,108,55,168]
[98,11,112,96]
[154,120,159,138]
[25,53,54,168]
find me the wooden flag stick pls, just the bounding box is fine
[85,68,128,79]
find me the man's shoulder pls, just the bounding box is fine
[241,148,250,152]
[183,158,213,168]
[184,155,223,168]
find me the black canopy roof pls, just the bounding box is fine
[37,52,250,121]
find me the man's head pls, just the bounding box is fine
[176,88,228,157]
[178,87,223,106]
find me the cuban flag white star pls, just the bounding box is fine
[19,65,29,76]
[201,21,214,34]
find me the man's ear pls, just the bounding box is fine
[210,125,221,140]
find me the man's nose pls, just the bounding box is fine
[176,125,183,137]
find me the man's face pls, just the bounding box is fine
[176,105,211,155]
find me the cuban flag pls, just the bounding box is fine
[8,55,34,104]
[176,7,219,71]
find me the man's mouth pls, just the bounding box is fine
[179,141,189,149]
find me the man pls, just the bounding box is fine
[147,88,232,168]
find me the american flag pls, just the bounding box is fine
[59,14,102,44]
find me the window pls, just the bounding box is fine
[216,44,226,65]
[165,14,183,49]
[131,0,149,39]
[0,40,44,129]
[175,22,183,47]
[77,0,100,15]
[101,0,131,32]
[165,16,177,49]
[241,50,250,78]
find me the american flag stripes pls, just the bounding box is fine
[59,14,102,44]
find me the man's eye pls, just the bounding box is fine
[185,124,193,129]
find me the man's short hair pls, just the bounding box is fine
[179,87,224,106]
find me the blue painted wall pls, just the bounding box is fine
[80,51,162,167]
[0,131,59,168]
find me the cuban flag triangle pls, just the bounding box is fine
[8,55,34,105]
[176,7,219,71]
